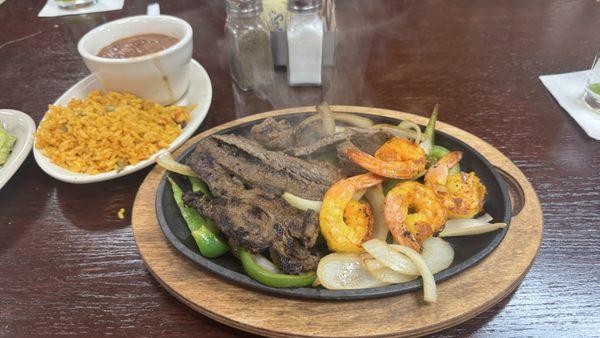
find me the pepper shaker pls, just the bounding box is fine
[225,0,274,91]
[286,0,324,86]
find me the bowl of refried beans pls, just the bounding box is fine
[78,15,193,105]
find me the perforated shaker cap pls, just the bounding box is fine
[225,0,263,15]
[288,0,322,13]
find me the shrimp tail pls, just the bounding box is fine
[346,147,382,174]
[348,172,383,189]
[425,151,463,185]
[346,146,419,179]
[442,151,463,168]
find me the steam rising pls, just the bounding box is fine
[222,1,407,117]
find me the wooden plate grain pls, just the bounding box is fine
[132,106,543,338]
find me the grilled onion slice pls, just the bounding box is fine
[156,152,198,177]
[317,253,389,290]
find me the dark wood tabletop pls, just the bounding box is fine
[1,0,599,336]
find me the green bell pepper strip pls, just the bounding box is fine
[429,144,449,160]
[420,104,438,155]
[189,176,211,197]
[420,105,460,175]
[168,177,229,258]
[187,176,219,233]
[423,104,438,144]
[239,248,316,288]
[202,219,220,237]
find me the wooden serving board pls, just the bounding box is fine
[132,106,543,338]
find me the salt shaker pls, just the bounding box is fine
[225,0,274,91]
[286,0,324,86]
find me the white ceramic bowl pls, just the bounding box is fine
[78,15,193,105]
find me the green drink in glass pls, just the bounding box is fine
[584,51,600,112]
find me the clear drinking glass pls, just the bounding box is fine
[583,50,600,112]
[55,0,97,10]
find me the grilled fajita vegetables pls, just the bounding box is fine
[168,177,229,258]
[239,248,316,288]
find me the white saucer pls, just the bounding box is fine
[0,109,36,190]
[33,59,212,184]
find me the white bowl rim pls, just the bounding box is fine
[77,15,193,65]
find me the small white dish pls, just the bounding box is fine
[33,58,212,184]
[78,15,193,105]
[0,109,36,190]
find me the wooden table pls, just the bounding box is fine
[1,0,598,336]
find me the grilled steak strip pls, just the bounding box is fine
[349,129,394,153]
[250,117,328,150]
[287,128,394,157]
[213,134,340,186]
[286,129,357,157]
[185,191,322,274]
[250,117,296,150]
[208,134,341,200]
[185,137,323,273]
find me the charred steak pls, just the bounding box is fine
[250,117,296,150]
[287,128,394,157]
[185,190,321,274]
[184,135,330,274]
[250,117,328,150]
[205,134,342,200]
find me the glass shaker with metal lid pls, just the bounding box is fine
[287,0,324,86]
[225,0,274,91]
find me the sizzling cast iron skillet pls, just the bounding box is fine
[156,113,511,300]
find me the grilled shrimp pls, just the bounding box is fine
[384,181,447,251]
[425,151,486,219]
[346,137,427,179]
[320,173,383,253]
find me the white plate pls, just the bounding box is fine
[0,109,36,190]
[33,59,212,183]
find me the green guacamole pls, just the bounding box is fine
[0,124,16,166]
[590,83,600,95]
